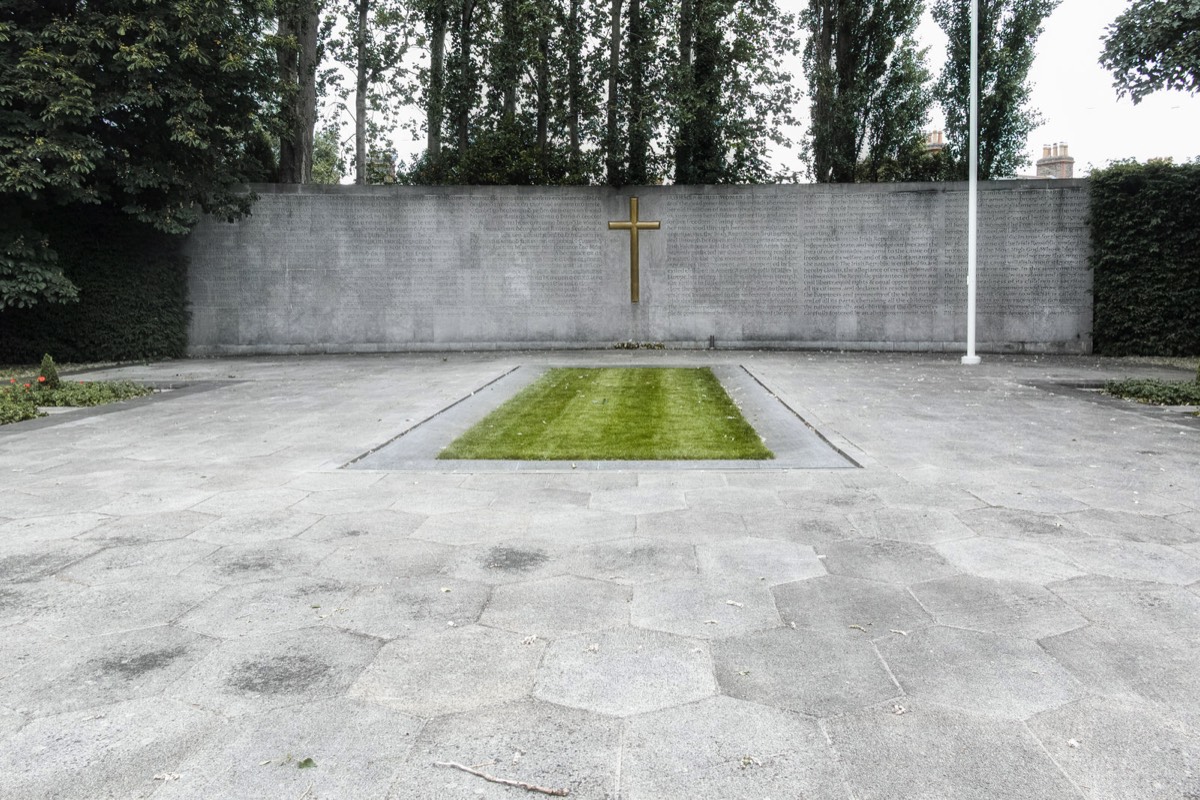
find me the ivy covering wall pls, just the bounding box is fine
[0,209,188,364]
[1090,160,1200,356]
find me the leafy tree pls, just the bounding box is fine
[322,0,417,184]
[311,125,346,183]
[933,0,1060,179]
[0,0,283,309]
[1101,0,1200,103]
[277,0,324,183]
[803,0,930,183]
[674,0,801,184]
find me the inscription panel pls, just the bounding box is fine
[185,182,1092,353]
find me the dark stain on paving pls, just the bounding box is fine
[229,654,332,695]
[97,645,190,678]
[289,580,347,597]
[220,555,279,575]
[484,546,549,572]
[0,553,77,583]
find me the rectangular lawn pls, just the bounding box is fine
[439,367,774,460]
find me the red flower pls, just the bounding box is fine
[37,376,46,383]
[23,383,31,388]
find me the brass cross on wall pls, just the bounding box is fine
[607,196,660,303]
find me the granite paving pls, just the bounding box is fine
[1,350,1198,798]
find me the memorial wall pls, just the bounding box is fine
[184,182,1092,354]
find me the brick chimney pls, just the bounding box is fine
[1036,142,1075,179]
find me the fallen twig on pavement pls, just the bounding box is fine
[434,761,570,796]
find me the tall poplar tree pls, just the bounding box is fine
[277,0,323,183]
[933,0,1060,179]
[674,0,800,184]
[802,0,929,183]
[323,0,416,184]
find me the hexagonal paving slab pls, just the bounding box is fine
[1054,538,1200,585]
[1027,696,1200,800]
[172,626,382,717]
[482,575,630,638]
[182,540,337,585]
[910,574,1088,639]
[350,625,544,717]
[534,628,715,717]
[621,695,845,800]
[60,539,218,586]
[697,538,826,585]
[712,628,898,718]
[0,697,220,800]
[411,509,529,546]
[955,506,1082,542]
[590,488,687,515]
[631,577,781,640]
[772,575,931,639]
[1063,508,1197,546]
[1040,625,1199,727]
[396,700,621,800]
[155,698,422,799]
[188,510,321,545]
[78,510,217,544]
[333,577,491,639]
[740,508,857,546]
[824,702,1081,799]
[300,509,426,542]
[0,541,103,584]
[820,538,956,585]
[449,539,570,585]
[1048,575,1200,635]
[933,537,1085,585]
[26,578,220,639]
[878,626,1082,720]
[525,508,636,544]
[637,509,746,543]
[0,513,112,547]
[0,625,216,719]
[848,507,975,544]
[312,538,453,585]
[565,537,697,585]
[176,577,357,639]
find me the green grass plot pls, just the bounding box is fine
[439,367,774,461]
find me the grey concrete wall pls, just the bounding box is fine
[184,181,1092,354]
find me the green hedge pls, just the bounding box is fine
[1090,160,1200,356]
[0,208,188,363]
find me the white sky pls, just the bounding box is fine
[916,0,1200,175]
[373,0,1200,180]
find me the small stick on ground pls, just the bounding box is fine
[434,761,570,796]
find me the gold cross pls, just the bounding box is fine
[608,196,660,303]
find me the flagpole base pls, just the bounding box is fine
[961,355,982,365]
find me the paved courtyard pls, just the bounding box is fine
[1,350,1197,799]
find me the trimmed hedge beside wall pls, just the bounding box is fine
[0,209,188,363]
[1090,160,1200,356]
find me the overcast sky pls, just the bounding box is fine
[915,0,1200,175]
[377,0,1200,179]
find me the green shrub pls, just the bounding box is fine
[0,208,188,363]
[38,354,60,389]
[1090,160,1200,356]
[1103,377,1200,406]
[36,380,151,407]
[0,384,42,424]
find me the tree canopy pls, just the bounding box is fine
[1101,0,1200,104]
[802,0,933,183]
[0,0,284,308]
[933,0,1059,180]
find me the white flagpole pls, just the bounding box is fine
[962,0,982,366]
